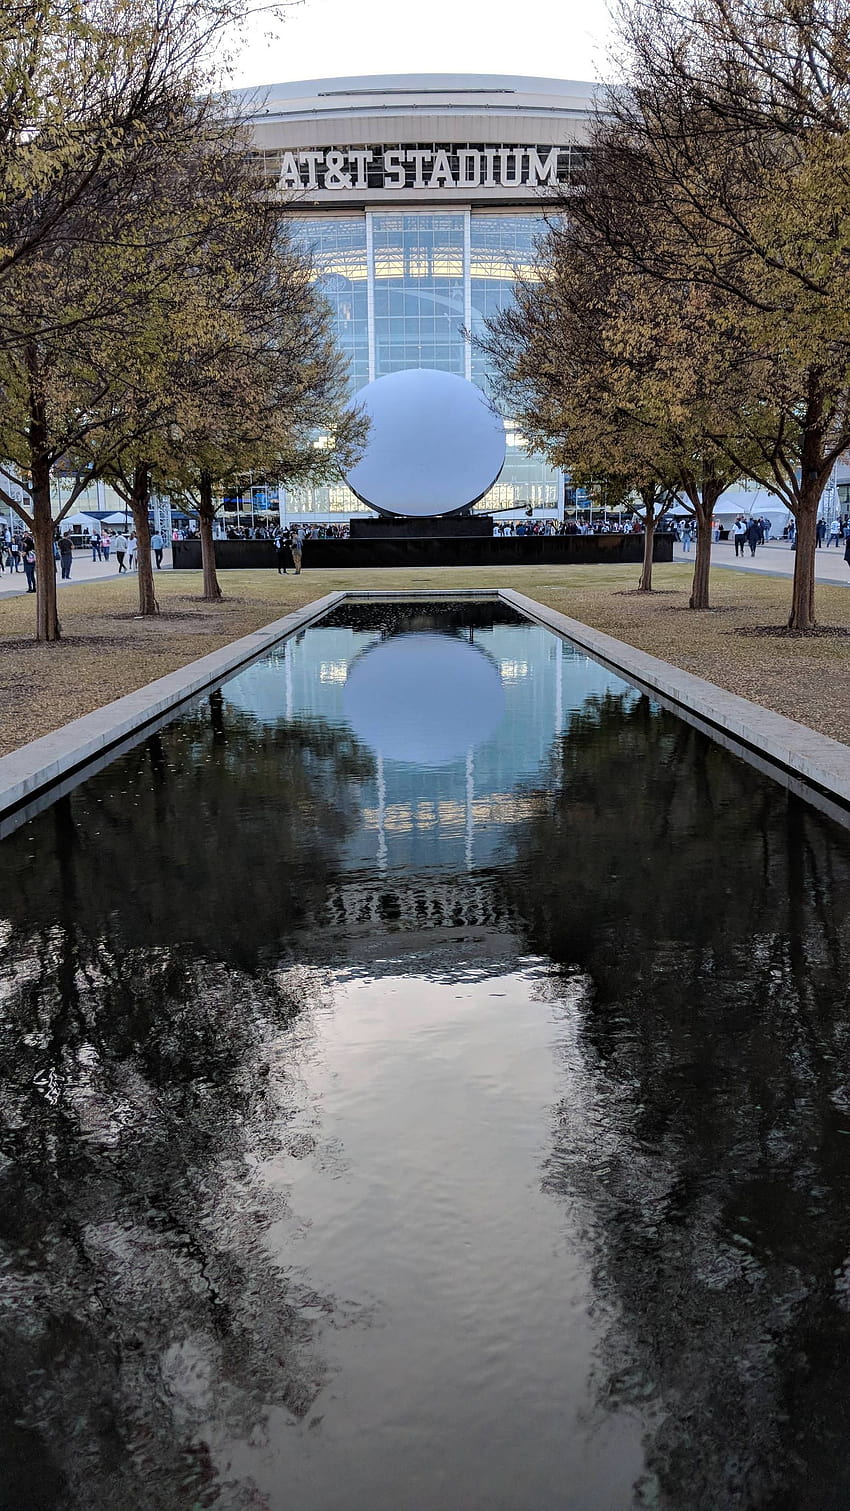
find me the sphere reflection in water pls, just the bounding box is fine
[343,633,505,765]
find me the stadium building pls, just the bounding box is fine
[235,74,599,525]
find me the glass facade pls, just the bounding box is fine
[469,214,541,384]
[372,214,466,377]
[470,215,558,511]
[293,215,370,392]
[285,209,559,517]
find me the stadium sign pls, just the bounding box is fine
[277,145,572,192]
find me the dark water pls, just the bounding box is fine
[2,600,850,1510]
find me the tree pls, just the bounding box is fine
[0,287,132,639]
[0,0,288,638]
[482,245,683,593]
[481,179,751,607]
[599,276,755,609]
[580,0,850,629]
[76,117,332,616]
[0,0,268,323]
[158,229,366,602]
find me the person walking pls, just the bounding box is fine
[9,537,21,573]
[91,532,102,562]
[745,518,761,557]
[114,532,128,572]
[733,516,747,557]
[101,532,111,562]
[150,530,164,569]
[127,532,137,570]
[289,526,303,575]
[22,536,36,592]
[829,517,842,547]
[58,534,73,579]
[816,517,826,548]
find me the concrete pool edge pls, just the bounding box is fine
[502,589,850,815]
[0,591,347,826]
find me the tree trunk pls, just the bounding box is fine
[789,501,818,631]
[129,463,158,616]
[638,510,655,591]
[31,456,61,642]
[24,342,61,642]
[689,511,713,610]
[198,472,222,602]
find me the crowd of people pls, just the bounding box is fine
[4,507,850,591]
[730,516,773,556]
[0,521,172,588]
[493,516,647,535]
[215,517,651,539]
[815,516,850,547]
[0,526,37,589]
[214,521,349,541]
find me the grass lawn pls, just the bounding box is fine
[1,560,849,757]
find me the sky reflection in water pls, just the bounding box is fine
[1,600,850,1510]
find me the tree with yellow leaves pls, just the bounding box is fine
[482,215,747,603]
[581,0,850,630]
[0,0,287,640]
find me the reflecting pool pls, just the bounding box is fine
[2,599,850,1509]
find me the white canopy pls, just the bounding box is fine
[57,514,98,530]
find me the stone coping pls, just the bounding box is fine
[0,591,346,831]
[1,586,848,837]
[502,589,850,817]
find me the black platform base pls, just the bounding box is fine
[349,515,493,539]
[172,533,673,571]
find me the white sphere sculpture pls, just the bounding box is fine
[343,634,505,765]
[345,368,506,517]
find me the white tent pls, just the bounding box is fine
[58,510,127,530]
[714,504,792,532]
[58,514,98,531]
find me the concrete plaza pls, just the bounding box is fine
[0,548,173,600]
[675,537,850,584]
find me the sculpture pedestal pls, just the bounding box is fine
[349,515,493,540]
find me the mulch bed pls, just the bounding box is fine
[735,625,850,639]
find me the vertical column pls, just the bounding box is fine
[365,211,376,382]
[463,209,472,381]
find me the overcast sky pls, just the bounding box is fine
[227,0,613,90]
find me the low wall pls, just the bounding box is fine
[349,515,494,539]
[172,533,674,571]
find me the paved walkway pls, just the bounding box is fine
[674,538,850,585]
[0,549,173,600]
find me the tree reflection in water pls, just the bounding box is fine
[504,690,850,1510]
[0,700,373,1510]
